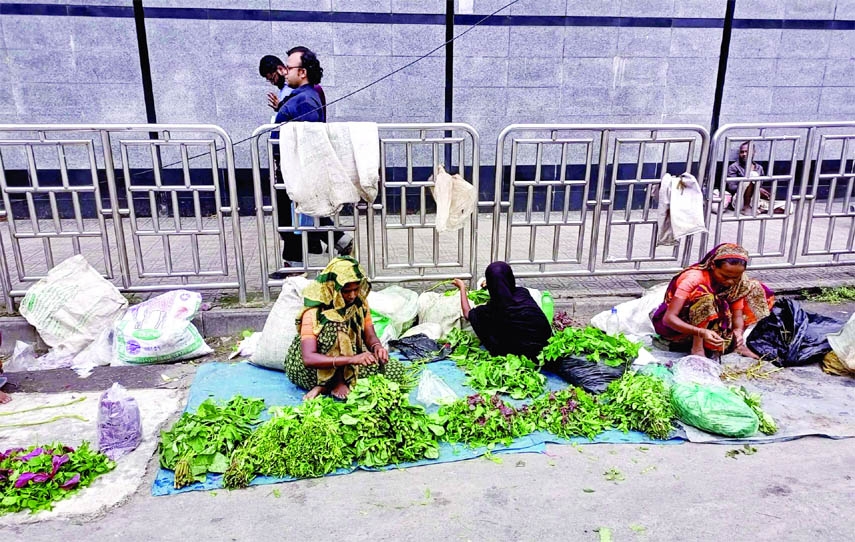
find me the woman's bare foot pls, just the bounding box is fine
[0,391,11,404]
[330,381,350,400]
[735,345,759,359]
[303,385,328,401]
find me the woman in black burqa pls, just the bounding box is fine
[452,261,552,360]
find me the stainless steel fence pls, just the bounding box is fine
[0,124,246,312]
[490,124,710,278]
[706,121,855,269]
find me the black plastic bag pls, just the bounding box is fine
[388,334,449,363]
[542,356,627,394]
[746,298,844,366]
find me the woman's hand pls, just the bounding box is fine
[452,278,467,291]
[351,352,377,366]
[700,328,725,349]
[372,344,389,364]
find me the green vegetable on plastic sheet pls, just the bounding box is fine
[0,442,115,516]
[730,386,778,435]
[224,401,351,489]
[339,376,443,468]
[670,383,759,438]
[538,326,641,368]
[527,387,612,440]
[436,393,536,449]
[603,372,675,440]
[441,329,545,400]
[159,396,265,488]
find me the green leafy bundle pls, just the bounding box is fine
[528,388,611,440]
[224,401,351,489]
[443,289,490,305]
[339,376,444,467]
[436,393,537,448]
[731,386,778,435]
[538,326,640,367]
[159,396,265,488]
[0,442,115,515]
[443,329,545,399]
[604,373,675,440]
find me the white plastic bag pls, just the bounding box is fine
[417,291,465,338]
[97,383,142,460]
[19,254,128,355]
[368,285,419,339]
[402,322,443,341]
[416,369,457,406]
[591,283,668,341]
[431,165,476,233]
[72,328,116,377]
[671,355,723,387]
[5,341,36,372]
[114,290,211,364]
[251,276,312,370]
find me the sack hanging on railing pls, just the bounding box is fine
[431,165,477,233]
[656,172,707,246]
[278,122,379,217]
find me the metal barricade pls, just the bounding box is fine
[491,124,709,278]
[0,124,246,313]
[252,122,480,301]
[707,122,855,269]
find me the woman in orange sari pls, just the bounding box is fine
[650,243,774,359]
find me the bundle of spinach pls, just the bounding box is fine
[437,393,536,448]
[731,386,777,435]
[538,326,640,367]
[159,396,265,488]
[339,376,444,467]
[603,372,675,440]
[528,387,611,440]
[442,289,490,305]
[0,442,115,515]
[443,329,545,399]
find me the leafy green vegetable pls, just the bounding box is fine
[436,393,536,448]
[604,372,675,440]
[442,289,490,305]
[528,387,611,440]
[731,386,777,435]
[442,330,545,399]
[538,326,640,368]
[0,442,114,515]
[339,376,442,467]
[159,396,265,488]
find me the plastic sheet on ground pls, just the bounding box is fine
[0,388,183,524]
[151,359,684,496]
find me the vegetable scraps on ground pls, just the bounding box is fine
[159,396,265,488]
[0,442,115,515]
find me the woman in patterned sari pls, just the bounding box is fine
[650,243,774,359]
[284,256,406,400]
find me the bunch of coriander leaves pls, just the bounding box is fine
[224,399,351,489]
[0,442,115,515]
[442,329,545,399]
[538,326,640,367]
[159,396,265,488]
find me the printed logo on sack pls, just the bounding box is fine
[126,340,141,355]
[133,329,162,340]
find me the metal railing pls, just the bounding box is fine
[706,121,855,269]
[0,124,246,312]
[490,124,710,278]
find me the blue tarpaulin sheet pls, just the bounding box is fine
[152,359,683,496]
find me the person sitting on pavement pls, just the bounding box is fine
[650,243,775,359]
[725,141,784,214]
[452,261,552,360]
[284,256,406,400]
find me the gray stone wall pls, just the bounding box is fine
[1,0,854,167]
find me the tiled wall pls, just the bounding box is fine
[1,0,854,167]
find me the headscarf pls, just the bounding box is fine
[468,261,552,359]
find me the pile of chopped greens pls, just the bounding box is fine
[442,329,545,399]
[538,326,640,367]
[159,396,265,488]
[0,442,114,515]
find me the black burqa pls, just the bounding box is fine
[468,261,553,360]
